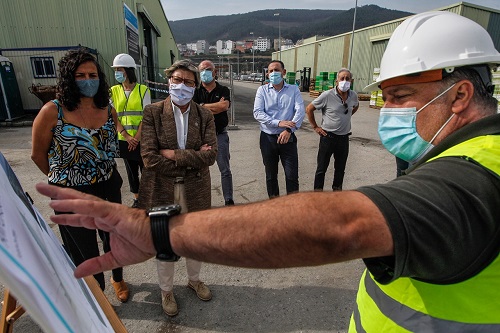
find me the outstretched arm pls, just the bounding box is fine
[36,183,393,278]
[36,183,155,277]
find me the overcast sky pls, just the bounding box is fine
[161,0,500,21]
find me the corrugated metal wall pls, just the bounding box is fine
[1,49,66,110]
[0,0,127,65]
[274,3,500,93]
[349,19,405,91]
[295,43,317,76]
[0,0,179,111]
[486,11,500,48]
[316,37,344,75]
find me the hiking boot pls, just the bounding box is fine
[161,290,178,316]
[188,280,212,301]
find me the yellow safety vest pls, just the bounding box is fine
[350,135,500,332]
[110,84,148,140]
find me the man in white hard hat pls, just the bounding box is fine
[37,11,500,332]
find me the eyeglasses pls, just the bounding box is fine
[338,95,349,114]
[170,76,196,87]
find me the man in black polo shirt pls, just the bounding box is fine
[193,60,234,205]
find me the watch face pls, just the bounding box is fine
[148,204,181,217]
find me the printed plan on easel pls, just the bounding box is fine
[0,153,114,333]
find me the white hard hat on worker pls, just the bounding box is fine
[365,11,500,91]
[111,53,137,68]
[366,11,500,165]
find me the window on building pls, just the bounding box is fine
[31,57,56,78]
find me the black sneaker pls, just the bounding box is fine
[131,199,139,208]
[225,199,234,206]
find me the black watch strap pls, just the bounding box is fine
[150,206,181,262]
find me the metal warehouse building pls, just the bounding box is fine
[273,1,500,94]
[0,0,179,118]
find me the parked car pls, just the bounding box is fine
[254,74,263,82]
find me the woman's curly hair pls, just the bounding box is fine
[56,48,110,111]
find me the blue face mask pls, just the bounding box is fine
[378,83,456,164]
[76,79,100,97]
[200,70,213,83]
[115,71,126,83]
[269,71,283,85]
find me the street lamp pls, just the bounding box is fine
[250,32,255,73]
[274,13,281,61]
[348,0,358,70]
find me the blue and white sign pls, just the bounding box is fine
[124,3,140,63]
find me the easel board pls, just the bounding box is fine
[0,152,126,332]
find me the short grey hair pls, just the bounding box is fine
[337,68,353,80]
[164,59,200,87]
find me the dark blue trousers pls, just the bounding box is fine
[259,131,299,198]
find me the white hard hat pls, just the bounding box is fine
[365,11,500,91]
[111,53,136,68]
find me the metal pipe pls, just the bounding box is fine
[348,0,358,70]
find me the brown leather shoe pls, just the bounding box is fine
[161,291,178,316]
[188,280,212,301]
[111,277,129,303]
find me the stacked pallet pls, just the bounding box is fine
[493,67,500,113]
[358,94,371,101]
[285,72,296,84]
[309,91,321,98]
[369,68,383,109]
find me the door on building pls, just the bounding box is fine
[368,40,388,83]
[0,57,24,121]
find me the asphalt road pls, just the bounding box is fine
[0,81,395,333]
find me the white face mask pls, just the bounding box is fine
[338,80,351,92]
[169,82,195,106]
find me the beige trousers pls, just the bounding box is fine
[156,179,202,292]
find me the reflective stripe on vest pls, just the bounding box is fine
[350,135,500,333]
[110,84,147,140]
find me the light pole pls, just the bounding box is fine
[348,0,358,70]
[250,32,255,73]
[274,13,281,60]
[237,50,240,77]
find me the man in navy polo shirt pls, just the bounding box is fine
[193,60,234,205]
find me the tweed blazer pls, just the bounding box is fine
[138,97,217,212]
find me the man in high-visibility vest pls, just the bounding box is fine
[38,11,500,332]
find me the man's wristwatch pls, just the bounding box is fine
[148,204,181,262]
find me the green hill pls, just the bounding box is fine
[170,5,412,44]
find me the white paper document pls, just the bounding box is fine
[0,153,114,333]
